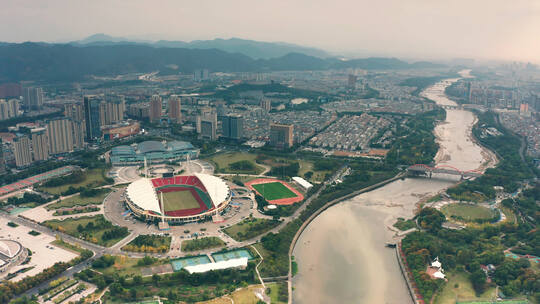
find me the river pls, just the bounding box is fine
[292,70,496,304]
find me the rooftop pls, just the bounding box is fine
[168,141,195,151]
[137,141,166,154]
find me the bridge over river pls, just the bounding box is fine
[407,164,482,179]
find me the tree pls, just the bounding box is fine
[469,266,487,294]
[417,207,445,232]
[152,274,160,286]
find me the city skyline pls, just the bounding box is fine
[1,0,539,63]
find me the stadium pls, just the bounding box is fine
[125,173,231,224]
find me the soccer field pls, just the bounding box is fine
[252,182,298,201]
[161,190,201,211]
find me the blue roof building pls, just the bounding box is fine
[110,140,199,166]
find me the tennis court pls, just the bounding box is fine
[212,249,254,262]
[170,255,211,271]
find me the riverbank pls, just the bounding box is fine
[292,71,496,304]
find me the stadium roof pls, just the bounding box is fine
[126,178,161,215]
[184,257,248,274]
[137,141,166,154]
[195,173,229,208]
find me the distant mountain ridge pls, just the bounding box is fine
[70,34,330,59]
[0,42,446,82]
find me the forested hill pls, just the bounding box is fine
[0,42,445,82]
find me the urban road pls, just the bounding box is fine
[7,166,350,301]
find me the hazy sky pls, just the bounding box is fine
[2,0,539,63]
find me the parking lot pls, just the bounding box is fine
[0,217,77,282]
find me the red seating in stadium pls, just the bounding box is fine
[151,175,209,193]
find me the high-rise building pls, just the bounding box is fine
[0,139,5,175]
[64,103,86,134]
[260,99,271,111]
[0,100,10,120]
[197,107,217,139]
[22,87,43,110]
[193,69,210,81]
[72,121,85,149]
[99,98,125,126]
[200,119,217,140]
[128,102,150,118]
[13,135,32,167]
[47,118,74,154]
[0,99,19,120]
[8,99,19,118]
[347,74,357,89]
[84,96,102,141]
[269,123,294,149]
[149,95,162,123]
[64,103,85,121]
[168,95,182,123]
[519,103,530,116]
[31,128,49,161]
[221,114,243,140]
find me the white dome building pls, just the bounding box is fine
[0,240,25,272]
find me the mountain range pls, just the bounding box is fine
[70,34,330,59]
[0,35,446,82]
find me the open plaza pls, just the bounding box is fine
[0,217,77,282]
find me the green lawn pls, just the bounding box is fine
[162,190,200,212]
[43,215,128,247]
[441,203,497,222]
[223,217,280,241]
[45,190,110,210]
[206,152,264,175]
[93,256,168,277]
[37,169,110,195]
[252,182,297,201]
[266,282,288,304]
[297,160,330,183]
[181,237,226,252]
[434,271,496,304]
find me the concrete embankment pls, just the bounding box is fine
[395,243,423,304]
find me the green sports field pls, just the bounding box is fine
[441,203,497,221]
[161,190,200,212]
[252,182,297,201]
